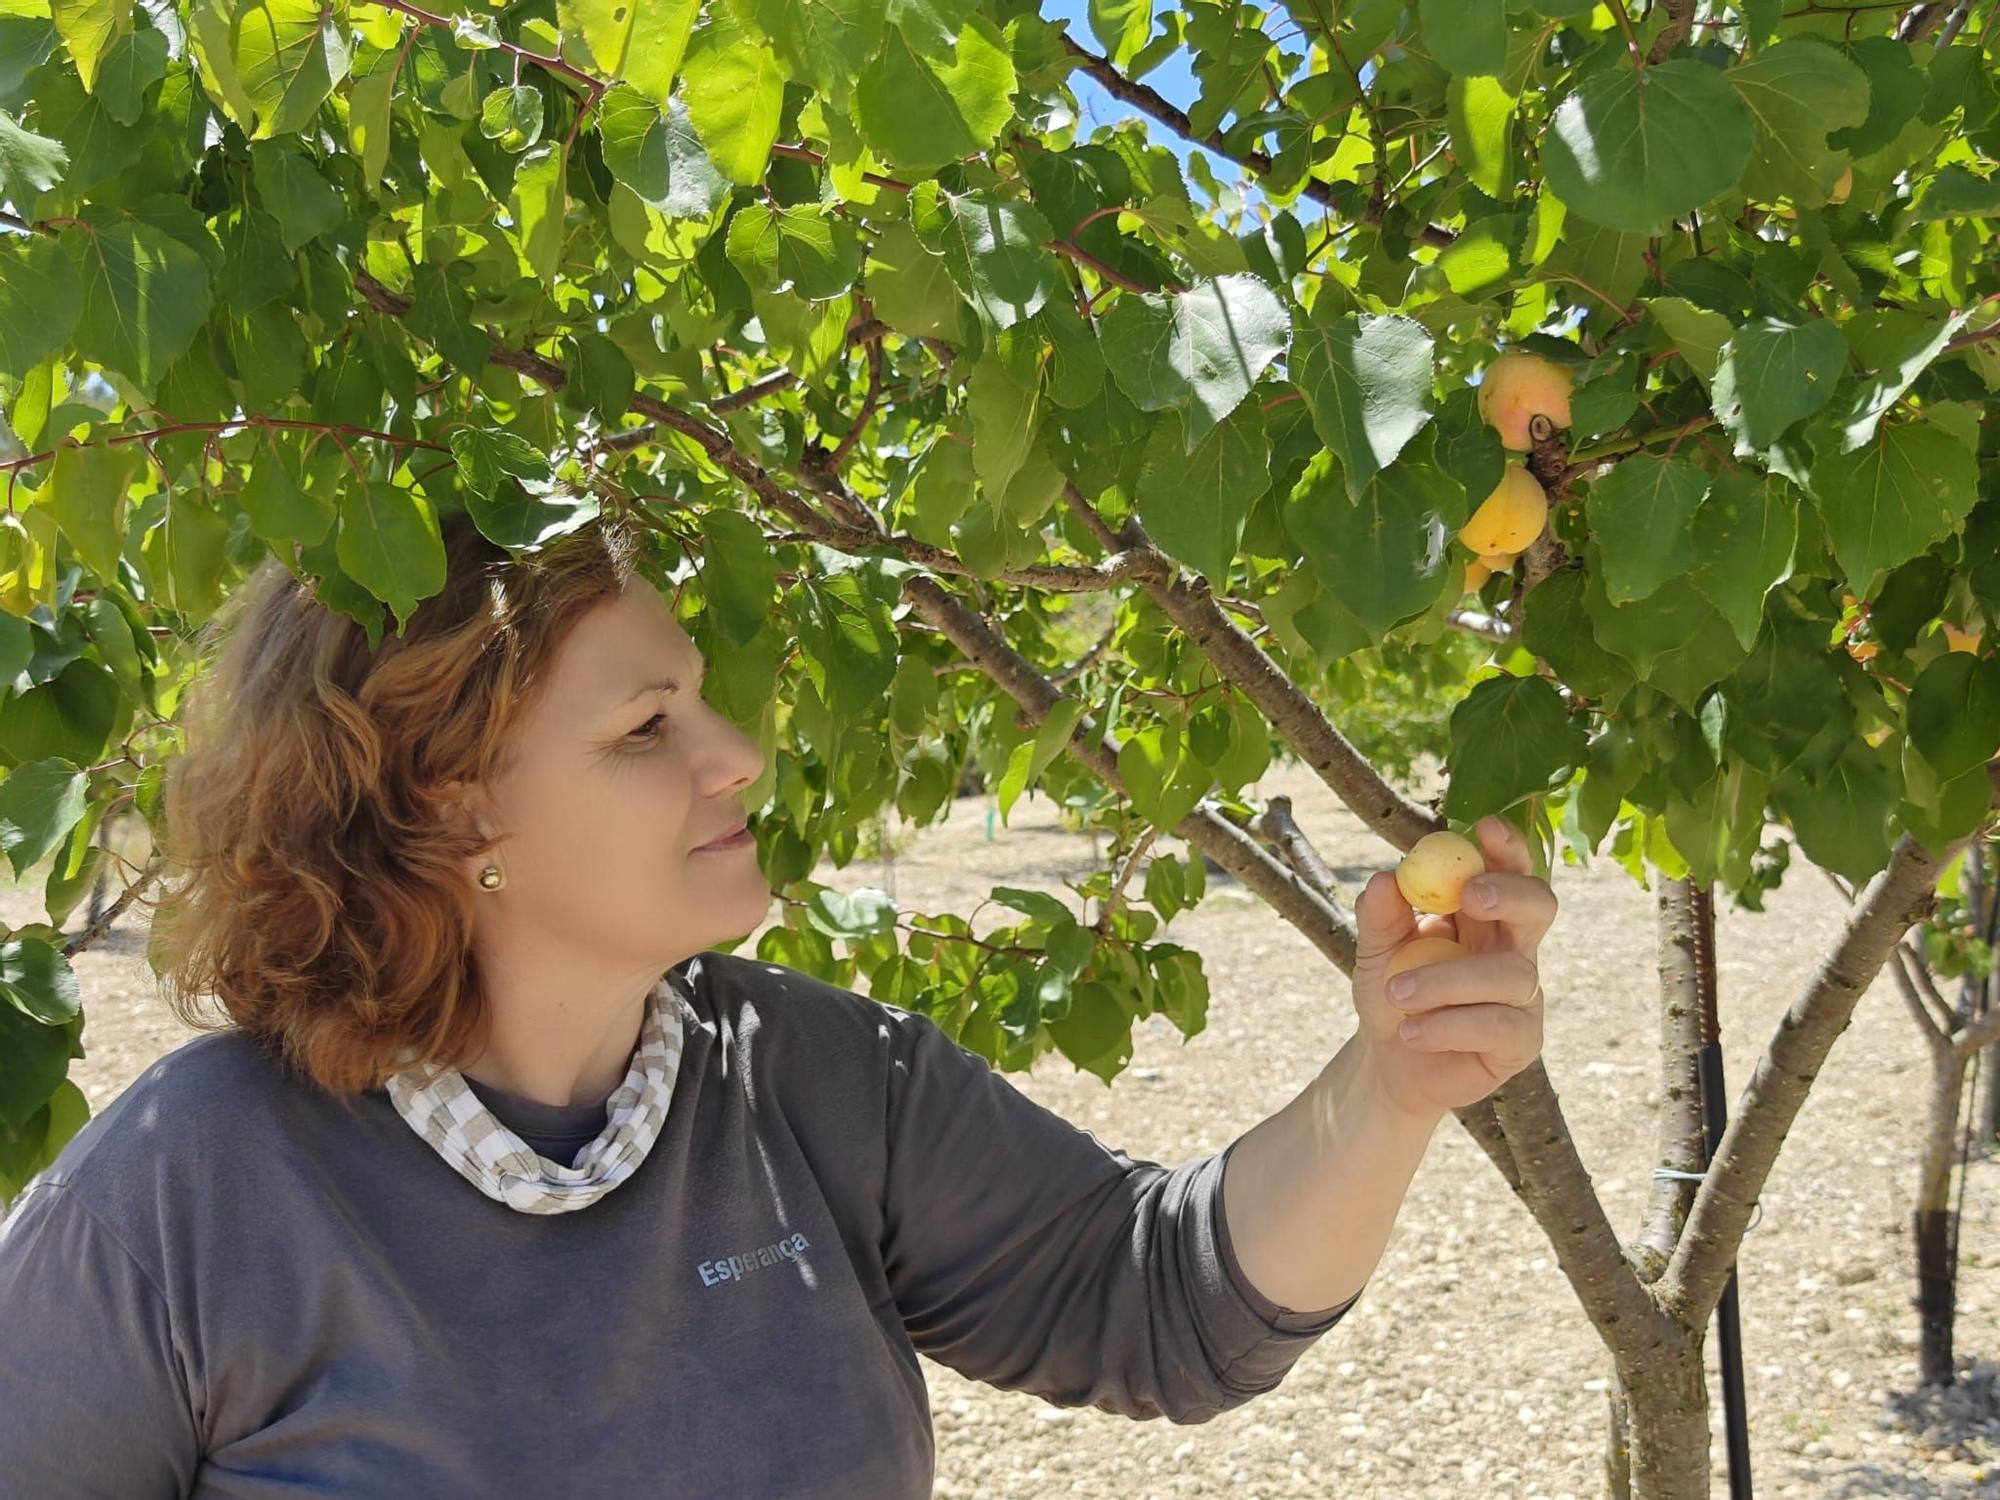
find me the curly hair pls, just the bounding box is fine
[140,505,665,1104]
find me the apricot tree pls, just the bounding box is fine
[1,0,1997,1493]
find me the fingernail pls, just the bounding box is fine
[1398,1018,1421,1041]
[1470,880,1497,909]
[1389,974,1416,1002]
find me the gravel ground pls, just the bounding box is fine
[25,753,2000,1498]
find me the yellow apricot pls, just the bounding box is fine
[1464,558,1493,592]
[1460,465,1550,555]
[1385,933,1472,982]
[1477,350,1575,451]
[1479,550,1519,571]
[1829,166,1853,204]
[1942,623,1983,653]
[1395,829,1489,915]
[1847,640,1879,661]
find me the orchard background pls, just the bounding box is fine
[2,0,1999,1490]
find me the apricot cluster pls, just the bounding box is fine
[1457,351,1571,593]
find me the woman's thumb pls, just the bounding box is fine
[1353,869,1418,968]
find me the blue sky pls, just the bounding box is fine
[1039,0,1335,240]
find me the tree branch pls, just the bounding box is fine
[1058,483,1444,852]
[1056,32,1457,251]
[1659,812,1991,1322]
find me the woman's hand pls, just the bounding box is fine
[1351,814,1555,1121]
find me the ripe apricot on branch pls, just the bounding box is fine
[1477,351,1574,452]
[1385,933,1472,983]
[1943,623,1983,653]
[1464,558,1494,592]
[1460,465,1550,555]
[1478,550,1519,571]
[1395,829,1489,915]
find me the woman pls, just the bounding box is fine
[0,506,1550,1495]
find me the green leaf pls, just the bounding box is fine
[1771,738,1895,884]
[335,482,446,630]
[1442,673,1587,823]
[1135,401,1270,584]
[0,234,80,379]
[1712,316,1847,452]
[1291,306,1436,495]
[1048,979,1132,1081]
[215,203,296,312]
[853,11,1015,173]
[1117,720,1211,833]
[63,216,214,391]
[232,0,352,140]
[1725,39,1870,208]
[44,439,133,582]
[1810,419,1979,593]
[250,139,343,253]
[1432,384,1507,503]
[724,203,864,299]
[450,425,552,500]
[0,760,89,881]
[1826,308,1971,454]
[865,218,970,342]
[1098,271,1289,450]
[92,27,169,125]
[479,82,543,152]
[1688,470,1797,651]
[1088,0,1150,68]
[1283,445,1464,638]
[1908,651,2000,783]
[739,0,883,104]
[50,0,130,93]
[596,86,727,217]
[909,182,1057,334]
[409,261,492,375]
[1544,60,1754,233]
[1908,165,2000,223]
[966,347,1042,499]
[682,6,786,185]
[511,143,567,287]
[563,330,635,420]
[1421,0,1505,78]
[0,936,82,1028]
[0,110,70,199]
[698,507,778,647]
[558,0,697,105]
[347,57,395,188]
[1586,455,1710,605]
[1446,74,1516,199]
[1644,296,1731,385]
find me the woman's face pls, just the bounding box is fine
[464,580,770,972]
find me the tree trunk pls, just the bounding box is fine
[1605,1369,1634,1499]
[1913,1039,1970,1385]
[1619,1339,1715,1500]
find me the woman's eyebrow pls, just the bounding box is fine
[616,657,708,707]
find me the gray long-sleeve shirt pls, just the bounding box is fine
[0,948,1363,1497]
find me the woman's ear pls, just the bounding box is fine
[437,778,499,849]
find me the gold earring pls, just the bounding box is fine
[478,865,504,890]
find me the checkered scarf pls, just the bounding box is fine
[384,968,687,1214]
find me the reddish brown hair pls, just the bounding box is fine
[142,505,663,1102]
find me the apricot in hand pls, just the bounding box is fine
[1385,933,1472,983]
[1460,466,1549,556]
[1477,351,1574,452]
[1395,829,1489,915]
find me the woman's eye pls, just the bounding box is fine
[627,713,667,745]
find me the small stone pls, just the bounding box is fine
[1035,1407,1076,1426]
